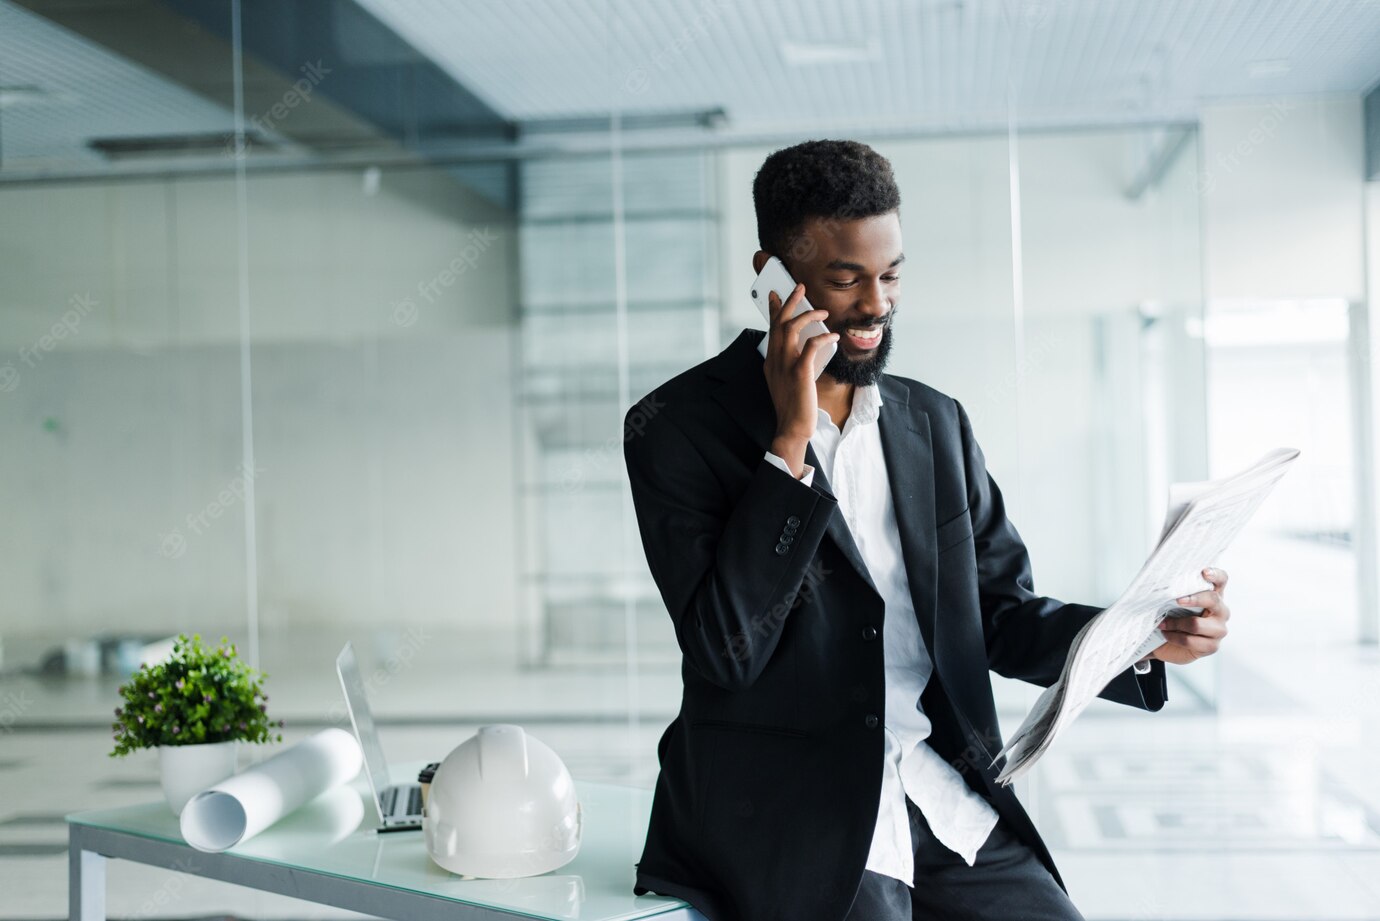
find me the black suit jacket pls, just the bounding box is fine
[623,328,1167,921]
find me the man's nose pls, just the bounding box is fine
[858,282,891,320]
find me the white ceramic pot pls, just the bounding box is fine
[158,741,237,815]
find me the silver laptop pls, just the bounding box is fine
[336,642,424,830]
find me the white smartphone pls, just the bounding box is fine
[749,256,836,380]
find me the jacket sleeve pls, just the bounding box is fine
[956,398,1167,712]
[623,399,839,691]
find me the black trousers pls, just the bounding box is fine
[843,795,1085,921]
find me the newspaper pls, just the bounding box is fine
[991,447,1301,785]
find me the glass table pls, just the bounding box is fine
[66,767,698,921]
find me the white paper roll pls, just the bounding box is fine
[180,728,363,852]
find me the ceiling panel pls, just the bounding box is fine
[4,0,1380,172]
[355,0,1380,131]
[0,0,237,167]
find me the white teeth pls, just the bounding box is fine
[847,326,881,339]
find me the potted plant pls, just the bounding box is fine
[110,633,285,814]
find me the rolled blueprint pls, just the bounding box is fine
[180,728,364,852]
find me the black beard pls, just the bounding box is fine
[822,322,893,386]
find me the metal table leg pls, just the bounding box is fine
[68,826,106,921]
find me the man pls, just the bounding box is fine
[623,139,1230,921]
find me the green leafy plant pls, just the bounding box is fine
[110,633,284,757]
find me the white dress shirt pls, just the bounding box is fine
[756,336,1000,885]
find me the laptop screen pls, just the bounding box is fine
[335,642,394,819]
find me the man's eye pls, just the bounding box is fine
[829,275,900,287]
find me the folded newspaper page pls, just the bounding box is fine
[991,446,1301,785]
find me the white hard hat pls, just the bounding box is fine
[423,724,582,878]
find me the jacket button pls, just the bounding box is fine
[862,625,878,640]
[775,542,789,555]
[779,531,794,544]
[784,520,799,534]
[786,515,801,527]
[864,714,879,729]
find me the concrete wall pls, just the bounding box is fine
[2,96,1368,649]
[0,167,521,641]
[1199,97,1367,303]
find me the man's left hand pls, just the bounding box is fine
[1149,567,1230,665]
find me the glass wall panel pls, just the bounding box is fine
[0,0,251,719]
[3,2,1376,918]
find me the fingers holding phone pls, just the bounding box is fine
[751,256,835,380]
[764,286,838,467]
[766,284,830,369]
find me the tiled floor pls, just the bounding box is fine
[2,591,1378,919]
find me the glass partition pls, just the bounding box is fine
[2,2,1376,918]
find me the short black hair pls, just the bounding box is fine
[752,139,901,264]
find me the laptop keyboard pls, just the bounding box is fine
[384,785,423,817]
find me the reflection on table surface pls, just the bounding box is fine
[68,770,686,921]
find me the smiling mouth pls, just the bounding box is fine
[837,321,886,350]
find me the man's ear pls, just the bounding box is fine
[751,250,770,276]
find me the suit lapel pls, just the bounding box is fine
[707,331,940,654]
[876,378,938,656]
[709,331,879,598]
